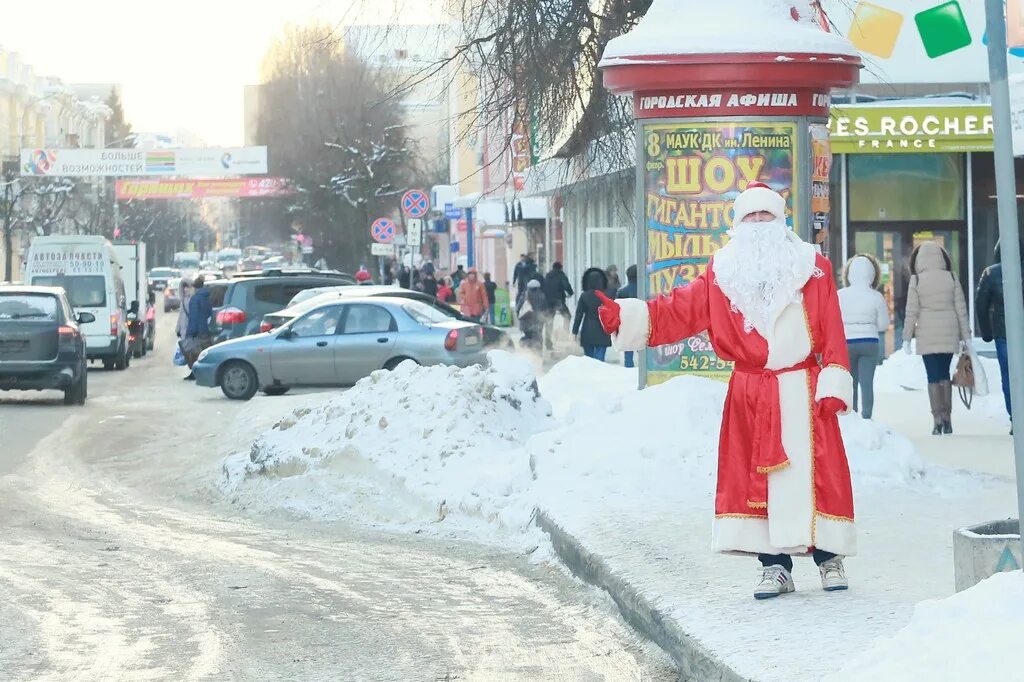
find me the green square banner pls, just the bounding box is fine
[915,1,972,58]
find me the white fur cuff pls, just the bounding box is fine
[815,365,854,415]
[611,298,649,351]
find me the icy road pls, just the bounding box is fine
[0,316,673,680]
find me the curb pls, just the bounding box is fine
[535,509,750,682]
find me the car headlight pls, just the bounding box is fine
[196,348,211,364]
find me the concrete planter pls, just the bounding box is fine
[953,519,1021,592]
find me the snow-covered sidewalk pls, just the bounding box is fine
[217,352,1020,681]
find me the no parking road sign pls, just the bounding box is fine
[371,217,396,244]
[401,189,429,218]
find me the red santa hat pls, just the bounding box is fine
[732,182,786,224]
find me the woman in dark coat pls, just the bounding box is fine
[572,267,613,361]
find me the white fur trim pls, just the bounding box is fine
[814,515,858,556]
[733,185,786,223]
[764,298,812,371]
[712,515,857,556]
[768,370,815,549]
[611,298,649,351]
[815,365,854,415]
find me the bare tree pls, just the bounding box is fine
[1,166,75,281]
[255,24,417,270]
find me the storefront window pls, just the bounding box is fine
[849,154,965,222]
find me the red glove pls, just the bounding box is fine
[594,290,621,334]
[817,397,846,418]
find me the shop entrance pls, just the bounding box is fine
[849,222,966,357]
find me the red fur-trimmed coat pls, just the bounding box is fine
[615,252,856,556]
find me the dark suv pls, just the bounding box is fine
[208,270,356,342]
[0,286,95,405]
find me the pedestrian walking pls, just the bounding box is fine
[838,254,889,419]
[452,265,467,289]
[383,262,394,285]
[421,270,438,298]
[902,241,971,435]
[483,272,497,324]
[513,254,537,307]
[457,269,489,322]
[976,240,1020,427]
[595,182,855,599]
[436,277,455,304]
[517,279,547,351]
[605,265,622,295]
[542,262,574,345]
[398,265,411,289]
[176,278,194,379]
[183,275,214,376]
[616,265,639,368]
[572,267,612,361]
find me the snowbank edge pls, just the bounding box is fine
[535,509,749,682]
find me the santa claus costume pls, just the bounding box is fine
[597,183,856,599]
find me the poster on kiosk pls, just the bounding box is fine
[599,0,860,387]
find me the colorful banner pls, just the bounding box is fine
[810,124,832,248]
[21,147,268,177]
[116,177,291,200]
[642,120,798,385]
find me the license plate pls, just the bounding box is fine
[464,335,479,346]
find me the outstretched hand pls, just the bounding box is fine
[817,397,846,418]
[594,290,621,335]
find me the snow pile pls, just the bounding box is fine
[601,0,857,64]
[538,355,638,418]
[223,355,932,536]
[827,571,1024,681]
[530,368,925,506]
[530,376,727,505]
[222,352,551,527]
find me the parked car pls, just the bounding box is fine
[264,285,512,349]
[0,286,94,405]
[208,271,356,343]
[147,267,180,292]
[193,296,486,400]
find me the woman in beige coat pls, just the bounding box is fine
[902,242,971,435]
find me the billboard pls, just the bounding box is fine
[116,177,291,200]
[21,147,268,177]
[642,120,799,385]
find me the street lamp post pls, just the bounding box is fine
[984,0,1024,562]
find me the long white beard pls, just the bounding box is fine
[712,219,814,335]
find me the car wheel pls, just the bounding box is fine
[64,370,86,406]
[261,386,291,396]
[220,361,258,401]
[384,357,417,371]
[164,305,170,313]
[103,358,115,371]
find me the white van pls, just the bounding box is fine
[24,235,132,370]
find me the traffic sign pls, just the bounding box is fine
[445,203,461,219]
[370,217,396,244]
[401,189,429,218]
[371,243,395,257]
[406,219,423,247]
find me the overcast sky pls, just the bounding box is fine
[0,0,445,146]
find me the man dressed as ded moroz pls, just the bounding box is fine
[595,182,857,600]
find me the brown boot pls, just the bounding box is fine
[928,383,944,435]
[940,380,953,434]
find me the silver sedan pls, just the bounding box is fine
[192,296,487,400]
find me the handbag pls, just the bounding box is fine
[952,354,975,408]
[173,346,186,367]
[952,345,989,408]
